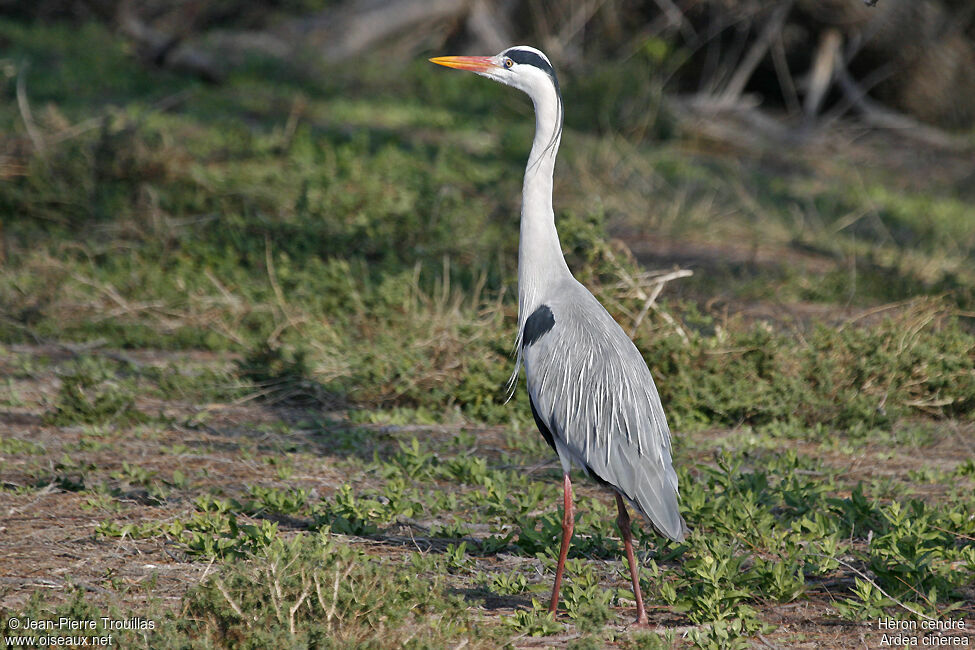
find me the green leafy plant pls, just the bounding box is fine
[559,559,614,632]
[486,570,530,596]
[503,598,562,637]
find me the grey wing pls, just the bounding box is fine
[522,290,687,542]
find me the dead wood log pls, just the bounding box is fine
[797,0,975,128]
[833,64,971,151]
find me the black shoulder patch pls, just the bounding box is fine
[522,304,555,348]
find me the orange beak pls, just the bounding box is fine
[429,55,499,73]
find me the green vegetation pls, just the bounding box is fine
[1,17,973,650]
[645,301,975,431]
[44,357,148,426]
[7,428,974,647]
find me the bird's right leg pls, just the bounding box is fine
[616,494,649,625]
[549,472,574,616]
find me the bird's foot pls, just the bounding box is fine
[548,600,562,621]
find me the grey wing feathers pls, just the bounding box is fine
[523,284,687,542]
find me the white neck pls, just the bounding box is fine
[517,83,570,331]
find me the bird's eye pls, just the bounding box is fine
[504,58,513,68]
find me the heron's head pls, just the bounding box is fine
[430,45,560,101]
[431,46,564,162]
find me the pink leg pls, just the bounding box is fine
[616,494,649,625]
[549,472,574,616]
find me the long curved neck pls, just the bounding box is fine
[518,85,570,329]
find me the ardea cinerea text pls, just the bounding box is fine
[430,46,687,625]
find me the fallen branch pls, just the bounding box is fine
[809,553,938,623]
[629,269,694,335]
[834,64,971,151]
[803,28,843,120]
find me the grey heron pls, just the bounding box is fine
[430,46,687,625]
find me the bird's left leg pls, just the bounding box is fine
[615,493,649,625]
[549,472,574,616]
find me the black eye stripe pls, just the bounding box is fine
[506,50,554,77]
[504,49,561,96]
